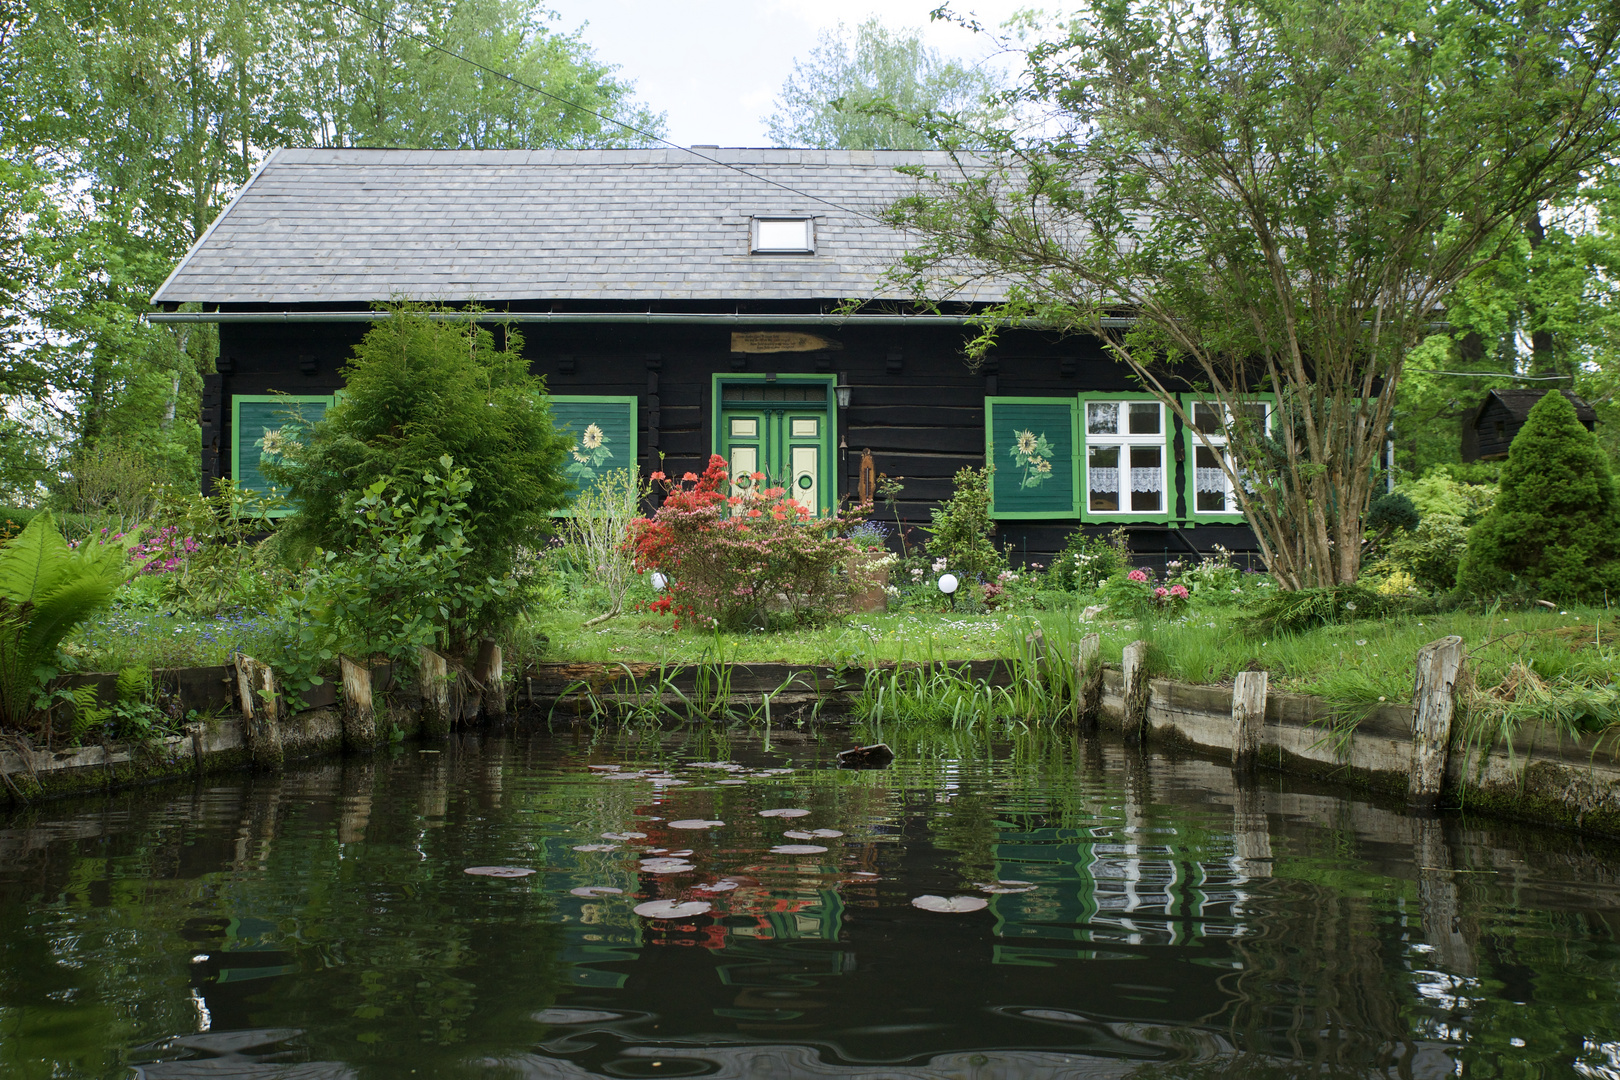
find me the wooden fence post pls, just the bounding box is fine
[233,654,283,771]
[475,639,504,721]
[1122,639,1150,744]
[1075,633,1102,731]
[1409,635,1465,811]
[419,647,452,739]
[1232,670,1269,774]
[339,655,377,752]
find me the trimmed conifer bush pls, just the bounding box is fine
[1457,392,1620,602]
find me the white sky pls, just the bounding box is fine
[540,0,1036,147]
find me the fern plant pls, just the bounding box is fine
[0,512,136,733]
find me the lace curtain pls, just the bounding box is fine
[1195,467,1226,493]
[1090,467,1162,493]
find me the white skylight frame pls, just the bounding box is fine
[751,217,816,254]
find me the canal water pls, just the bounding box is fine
[3,725,1619,1078]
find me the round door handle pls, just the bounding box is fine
[796,474,814,489]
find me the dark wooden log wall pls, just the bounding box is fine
[216,319,1260,568]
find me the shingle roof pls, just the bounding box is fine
[152,147,1006,306]
[1477,388,1596,426]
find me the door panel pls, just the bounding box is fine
[718,398,832,516]
[790,444,819,514]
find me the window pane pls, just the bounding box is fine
[1088,444,1120,512]
[1129,444,1162,512]
[1234,403,1268,432]
[756,219,811,251]
[1127,402,1160,435]
[1195,445,1227,512]
[1087,402,1118,435]
[1192,403,1224,435]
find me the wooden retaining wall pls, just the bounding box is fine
[5,657,1620,839]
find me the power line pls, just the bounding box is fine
[1428,371,1574,380]
[326,0,890,226]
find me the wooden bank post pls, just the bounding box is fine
[419,647,452,738]
[1409,635,1465,811]
[1075,632,1102,730]
[1231,670,1268,773]
[233,654,284,771]
[339,655,377,752]
[1122,639,1150,744]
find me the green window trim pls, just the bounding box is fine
[230,394,335,516]
[551,395,639,514]
[1178,393,1276,524]
[985,397,1082,520]
[709,374,838,517]
[1076,392,1176,524]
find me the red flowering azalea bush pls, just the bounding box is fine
[628,455,867,629]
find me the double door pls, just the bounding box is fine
[719,409,828,517]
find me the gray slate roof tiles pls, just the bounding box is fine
[152,147,1008,305]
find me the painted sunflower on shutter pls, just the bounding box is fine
[1009,429,1056,489]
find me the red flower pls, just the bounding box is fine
[747,508,762,517]
[650,471,666,481]
[682,471,699,482]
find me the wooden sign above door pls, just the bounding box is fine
[730,331,842,354]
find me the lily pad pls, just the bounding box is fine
[759,768,795,775]
[601,831,647,841]
[715,779,748,786]
[572,844,619,853]
[668,819,725,830]
[692,881,738,892]
[850,871,879,878]
[604,773,647,781]
[783,829,843,840]
[586,765,621,772]
[633,899,712,920]
[639,858,695,873]
[911,894,989,913]
[770,844,828,855]
[464,866,535,878]
[533,1008,623,1024]
[758,808,810,819]
[569,886,624,898]
[980,884,1037,894]
[667,849,695,857]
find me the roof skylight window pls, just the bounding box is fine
[752,218,814,254]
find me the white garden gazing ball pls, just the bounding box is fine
[650,572,668,591]
[938,573,959,595]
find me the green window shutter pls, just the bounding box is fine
[551,396,638,508]
[231,395,334,513]
[985,398,1081,519]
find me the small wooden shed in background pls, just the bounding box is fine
[1461,388,1596,462]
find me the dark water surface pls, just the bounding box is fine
[4,726,1620,1079]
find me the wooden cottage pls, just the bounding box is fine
[151,147,1265,567]
[1461,388,1596,462]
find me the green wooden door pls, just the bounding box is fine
[715,379,835,516]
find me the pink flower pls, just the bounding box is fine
[1155,587,1168,597]
[650,471,666,481]
[1169,584,1189,599]
[682,471,699,482]
[1127,568,1148,582]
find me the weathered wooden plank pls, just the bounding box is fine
[1409,635,1465,810]
[475,640,504,720]
[1122,640,1150,744]
[339,655,376,753]
[1232,669,1268,773]
[233,655,283,770]
[419,647,452,739]
[1076,632,1102,731]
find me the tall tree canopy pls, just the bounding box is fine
[765,17,1004,150]
[0,0,663,501]
[887,0,1620,588]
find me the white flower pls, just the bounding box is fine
[582,423,605,449]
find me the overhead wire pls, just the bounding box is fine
[325,0,894,226]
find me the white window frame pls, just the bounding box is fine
[1187,400,1271,517]
[1084,399,1169,517]
[751,217,815,254]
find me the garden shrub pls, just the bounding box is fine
[273,457,515,697]
[1400,469,1495,524]
[269,305,573,595]
[1049,529,1126,592]
[925,465,1004,582]
[627,455,863,630]
[143,480,288,615]
[1386,514,1470,593]
[562,468,648,627]
[1098,566,1189,618]
[1458,391,1620,603]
